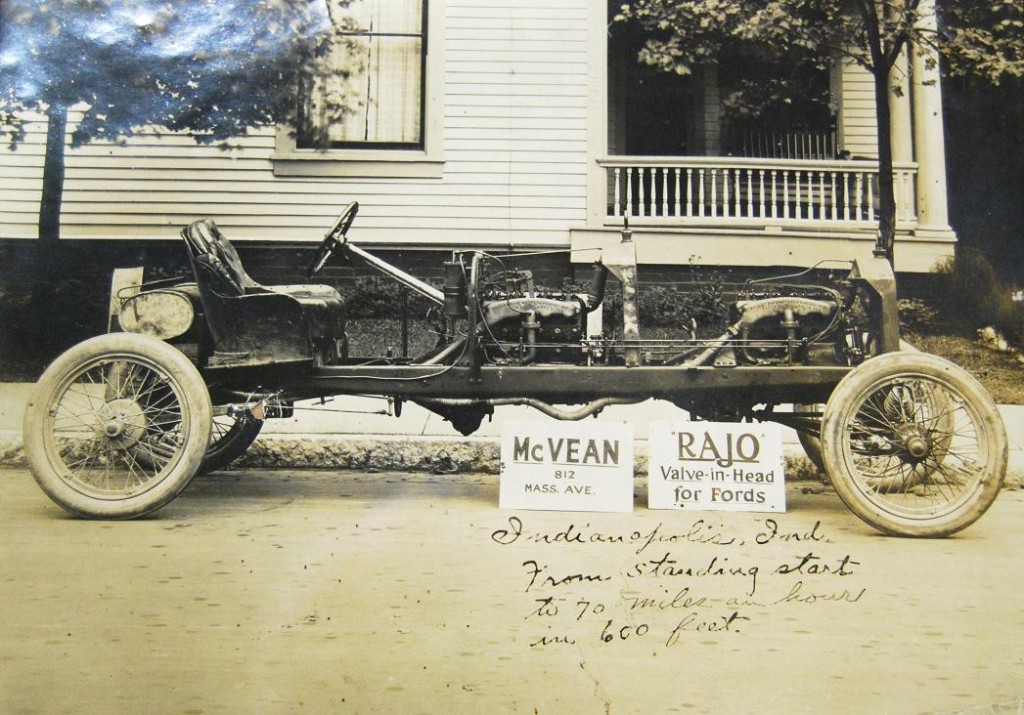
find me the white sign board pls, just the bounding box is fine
[499,420,634,512]
[648,421,786,512]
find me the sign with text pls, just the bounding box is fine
[499,420,634,512]
[648,421,786,513]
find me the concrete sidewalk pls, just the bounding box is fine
[1,381,1021,478]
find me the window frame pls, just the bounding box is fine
[273,0,443,179]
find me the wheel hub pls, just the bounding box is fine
[98,399,146,448]
[897,425,932,462]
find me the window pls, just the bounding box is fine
[274,0,440,177]
[301,0,425,148]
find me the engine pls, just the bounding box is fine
[439,257,607,366]
[723,281,861,366]
[729,295,840,365]
[481,291,586,363]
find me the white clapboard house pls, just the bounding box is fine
[2,1,957,274]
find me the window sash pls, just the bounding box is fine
[299,0,426,149]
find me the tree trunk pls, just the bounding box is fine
[872,65,897,266]
[30,102,70,361]
[38,102,68,247]
[863,0,899,267]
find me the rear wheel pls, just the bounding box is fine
[821,352,1006,537]
[23,333,211,519]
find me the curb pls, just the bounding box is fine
[3,382,1023,484]
[4,430,1021,490]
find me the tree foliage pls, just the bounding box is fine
[616,0,1024,264]
[618,0,1023,108]
[940,0,1024,84]
[0,0,360,242]
[1,0,363,146]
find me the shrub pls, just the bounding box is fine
[934,248,1004,327]
[996,297,1024,347]
[560,272,727,332]
[933,248,1023,348]
[897,297,940,333]
[638,280,728,330]
[338,275,434,319]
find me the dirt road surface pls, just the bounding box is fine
[2,468,1022,714]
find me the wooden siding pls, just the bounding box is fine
[0,0,592,247]
[0,110,46,240]
[837,59,879,159]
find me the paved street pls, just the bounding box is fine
[1,467,1023,715]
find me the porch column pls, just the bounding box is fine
[911,0,952,234]
[889,49,913,164]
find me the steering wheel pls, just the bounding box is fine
[307,201,359,277]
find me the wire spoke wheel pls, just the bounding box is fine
[821,352,1006,537]
[23,334,211,519]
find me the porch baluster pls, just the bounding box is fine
[674,168,682,217]
[710,169,718,218]
[854,173,863,221]
[663,167,671,217]
[817,171,826,220]
[638,167,646,217]
[808,170,815,219]
[613,168,622,217]
[733,167,741,216]
[770,170,778,219]
[827,171,835,220]
[722,169,730,218]
[686,169,693,217]
[626,167,634,218]
[757,170,765,217]
[698,169,705,217]
[736,170,741,217]
[783,171,790,219]
[795,171,803,219]
[841,171,850,221]
[746,171,753,217]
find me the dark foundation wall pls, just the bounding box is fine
[1,236,905,298]
[0,239,581,298]
[0,236,946,310]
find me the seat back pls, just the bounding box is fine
[182,219,261,297]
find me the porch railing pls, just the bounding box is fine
[601,156,918,226]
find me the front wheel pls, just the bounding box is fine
[821,352,1007,537]
[23,333,212,519]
